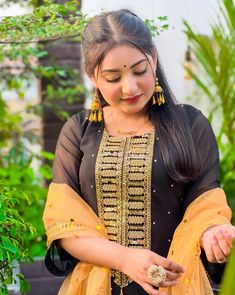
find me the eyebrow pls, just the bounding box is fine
[101,58,148,73]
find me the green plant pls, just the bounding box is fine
[184,0,235,221]
[219,241,235,294]
[0,144,53,257]
[0,184,33,294]
[145,16,169,37]
[0,0,86,259]
[0,0,87,43]
[0,43,55,257]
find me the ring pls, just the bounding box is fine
[147,264,166,286]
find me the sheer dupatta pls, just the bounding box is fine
[43,184,231,295]
[43,183,111,295]
[160,188,231,295]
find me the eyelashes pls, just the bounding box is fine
[106,69,147,83]
[106,77,120,83]
[135,69,147,75]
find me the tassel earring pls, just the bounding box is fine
[88,88,103,122]
[152,77,165,106]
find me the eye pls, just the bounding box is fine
[134,69,147,76]
[106,77,120,83]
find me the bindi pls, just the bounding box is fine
[123,64,127,67]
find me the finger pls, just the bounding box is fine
[203,236,216,263]
[224,232,234,248]
[165,270,182,280]
[142,283,167,295]
[211,237,227,263]
[145,273,179,288]
[224,225,235,236]
[154,256,185,273]
[214,230,232,257]
[224,225,235,247]
[160,279,179,288]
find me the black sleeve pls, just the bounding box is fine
[45,112,88,276]
[183,112,220,210]
[183,111,225,285]
[52,114,85,193]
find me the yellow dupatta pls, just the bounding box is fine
[43,184,231,295]
[159,188,231,295]
[43,183,111,295]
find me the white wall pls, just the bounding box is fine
[82,0,219,109]
[0,3,31,17]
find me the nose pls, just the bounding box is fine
[122,76,138,96]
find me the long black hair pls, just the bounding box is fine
[81,9,200,182]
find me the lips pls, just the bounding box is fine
[122,94,142,103]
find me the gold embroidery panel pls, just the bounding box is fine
[95,129,155,288]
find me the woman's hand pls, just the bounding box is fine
[201,224,235,263]
[120,248,184,295]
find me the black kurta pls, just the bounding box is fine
[45,104,224,294]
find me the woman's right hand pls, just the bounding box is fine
[120,248,184,295]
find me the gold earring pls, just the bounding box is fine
[152,77,165,106]
[88,88,103,122]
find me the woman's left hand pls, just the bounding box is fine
[201,224,235,264]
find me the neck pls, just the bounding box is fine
[103,106,153,137]
[110,106,149,121]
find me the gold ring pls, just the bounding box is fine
[147,264,166,286]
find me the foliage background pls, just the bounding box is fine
[184,0,235,222]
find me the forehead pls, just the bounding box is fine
[100,44,148,69]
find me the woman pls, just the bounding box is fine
[43,9,234,295]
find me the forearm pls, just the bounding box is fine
[60,236,185,295]
[60,236,129,271]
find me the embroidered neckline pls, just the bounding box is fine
[103,127,155,139]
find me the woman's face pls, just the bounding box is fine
[90,44,157,115]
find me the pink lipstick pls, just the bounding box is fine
[122,94,142,104]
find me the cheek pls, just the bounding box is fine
[142,74,155,93]
[99,84,120,101]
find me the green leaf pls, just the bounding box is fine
[17,273,31,294]
[0,213,7,222]
[1,236,17,254]
[40,150,55,161]
[219,241,235,294]
[38,165,53,179]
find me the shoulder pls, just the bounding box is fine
[62,109,90,132]
[176,104,201,126]
[58,109,90,142]
[177,104,211,130]
[178,104,217,146]
[68,109,90,127]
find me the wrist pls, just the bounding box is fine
[117,246,133,273]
